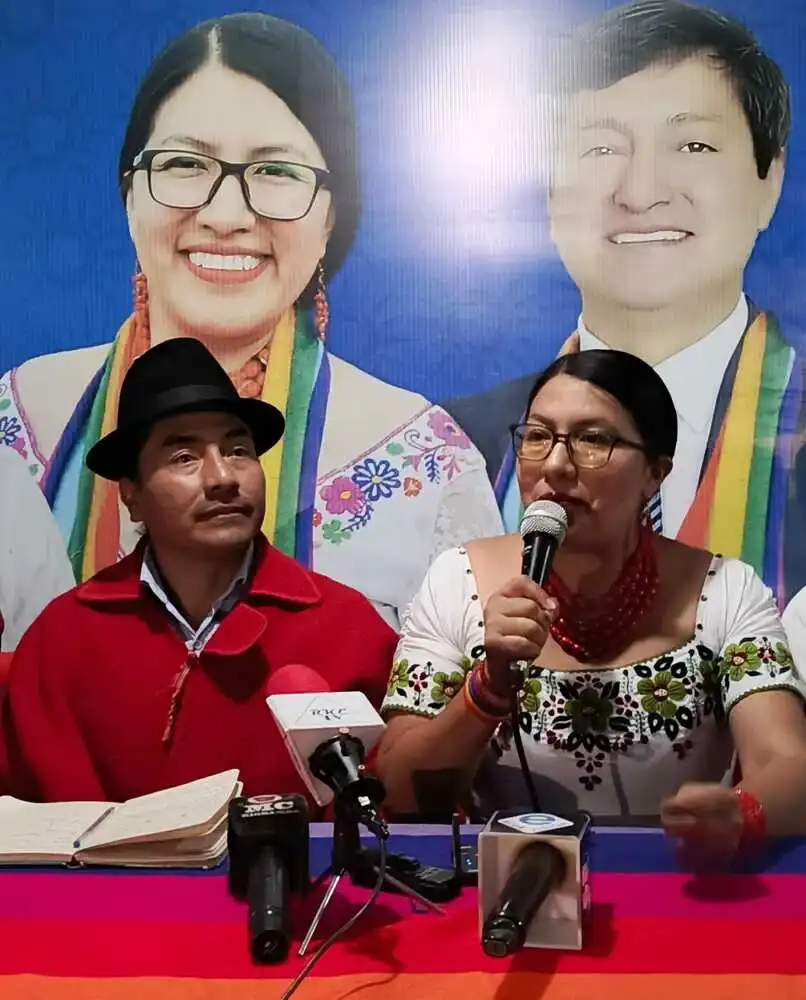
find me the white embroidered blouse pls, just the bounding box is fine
[381,546,806,818]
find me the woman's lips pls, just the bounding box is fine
[543,495,588,523]
[544,494,587,508]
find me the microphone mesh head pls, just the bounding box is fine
[519,500,568,544]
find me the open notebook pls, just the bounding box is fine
[0,770,242,868]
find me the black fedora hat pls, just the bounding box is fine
[86,338,285,481]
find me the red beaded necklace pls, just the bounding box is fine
[229,345,270,398]
[545,523,659,664]
[142,332,270,399]
[132,280,272,401]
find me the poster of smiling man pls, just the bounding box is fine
[446,0,806,603]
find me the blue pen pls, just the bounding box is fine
[72,806,115,850]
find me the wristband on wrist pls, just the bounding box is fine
[473,661,510,710]
[462,681,505,723]
[463,663,510,722]
[479,660,511,703]
[733,787,766,847]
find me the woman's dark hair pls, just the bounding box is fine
[118,13,360,300]
[525,349,678,460]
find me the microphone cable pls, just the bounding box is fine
[509,664,541,812]
[279,834,388,1000]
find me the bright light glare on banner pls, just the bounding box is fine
[396,9,559,258]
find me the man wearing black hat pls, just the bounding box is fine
[0,338,397,803]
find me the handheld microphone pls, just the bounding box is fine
[478,810,591,955]
[227,792,310,964]
[266,666,387,837]
[482,840,565,956]
[520,499,568,586]
[510,500,569,704]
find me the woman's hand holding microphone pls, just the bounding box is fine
[463,577,558,721]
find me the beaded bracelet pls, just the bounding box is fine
[463,662,510,722]
[734,787,766,846]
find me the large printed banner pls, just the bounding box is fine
[1,0,805,621]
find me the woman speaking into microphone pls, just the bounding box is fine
[375,349,806,859]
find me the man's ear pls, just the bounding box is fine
[119,477,142,524]
[758,151,785,232]
[647,456,673,497]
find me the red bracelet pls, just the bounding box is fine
[734,787,766,846]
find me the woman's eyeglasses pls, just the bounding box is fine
[130,149,331,222]
[510,422,646,469]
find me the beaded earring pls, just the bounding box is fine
[313,260,328,341]
[132,265,150,354]
[643,489,664,535]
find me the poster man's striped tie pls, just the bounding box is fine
[645,490,664,535]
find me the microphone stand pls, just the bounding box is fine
[508,661,541,812]
[297,794,446,956]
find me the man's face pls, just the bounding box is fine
[548,55,784,312]
[121,411,265,555]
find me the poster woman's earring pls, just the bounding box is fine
[314,260,328,342]
[132,264,150,352]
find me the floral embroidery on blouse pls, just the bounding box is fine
[314,406,476,545]
[386,645,484,715]
[0,376,41,478]
[720,638,793,686]
[381,635,796,797]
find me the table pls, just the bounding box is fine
[3,823,806,998]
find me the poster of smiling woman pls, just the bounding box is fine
[0,8,504,630]
[0,0,804,613]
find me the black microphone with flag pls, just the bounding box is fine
[227,792,310,964]
[264,664,459,965]
[479,811,591,956]
[265,665,387,836]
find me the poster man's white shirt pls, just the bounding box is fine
[578,295,748,537]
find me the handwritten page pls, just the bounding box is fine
[0,797,111,861]
[80,770,240,850]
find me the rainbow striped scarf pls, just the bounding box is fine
[63,310,329,581]
[494,312,794,593]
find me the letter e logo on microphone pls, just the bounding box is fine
[498,813,574,834]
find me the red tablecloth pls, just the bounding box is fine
[3,827,806,998]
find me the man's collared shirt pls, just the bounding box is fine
[140,542,255,652]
